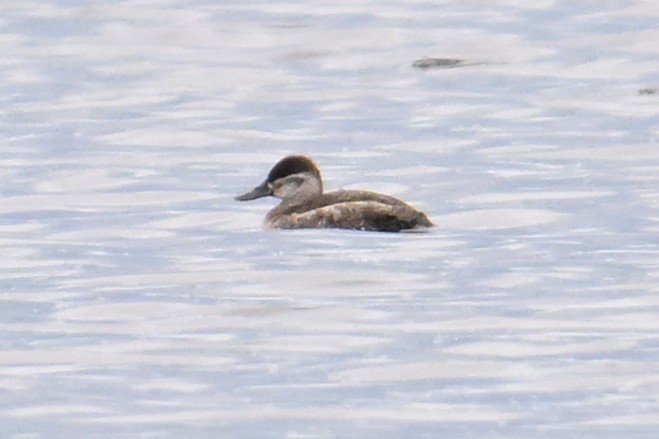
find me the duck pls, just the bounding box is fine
[235,155,433,232]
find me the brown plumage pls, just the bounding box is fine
[235,155,433,232]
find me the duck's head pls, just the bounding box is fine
[235,155,323,203]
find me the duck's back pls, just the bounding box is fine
[311,190,409,209]
[268,190,433,232]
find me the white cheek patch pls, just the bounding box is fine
[274,183,297,198]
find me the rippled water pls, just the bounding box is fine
[1,1,659,437]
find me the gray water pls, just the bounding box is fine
[1,1,659,438]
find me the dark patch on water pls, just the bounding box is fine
[412,58,465,69]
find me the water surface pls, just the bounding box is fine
[1,0,659,437]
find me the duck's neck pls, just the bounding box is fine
[283,179,322,207]
[267,179,322,221]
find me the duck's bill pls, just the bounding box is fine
[234,181,272,201]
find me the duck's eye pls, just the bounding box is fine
[273,176,303,189]
[272,175,305,198]
[285,176,305,186]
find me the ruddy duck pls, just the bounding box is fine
[235,155,433,232]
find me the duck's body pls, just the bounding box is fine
[235,155,433,232]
